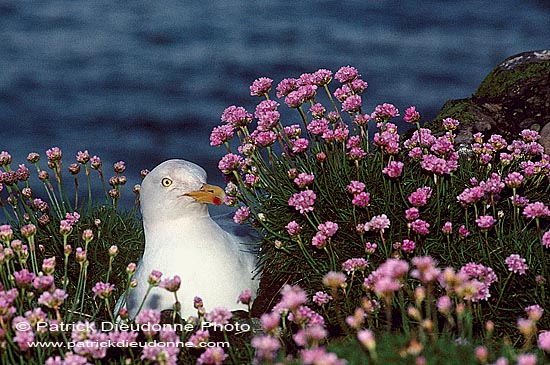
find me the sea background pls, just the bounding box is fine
[1,0,550,213]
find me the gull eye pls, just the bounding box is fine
[161,178,173,187]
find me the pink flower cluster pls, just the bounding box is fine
[505,254,528,275]
[364,258,409,298]
[288,190,317,214]
[456,263,498,302]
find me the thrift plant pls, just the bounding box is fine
[0,65,549,365]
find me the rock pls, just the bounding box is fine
[427,50,550,144]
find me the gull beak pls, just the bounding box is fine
[183,183,225,206]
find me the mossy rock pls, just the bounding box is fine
[427,50,550,143]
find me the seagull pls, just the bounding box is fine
[121,159,258,320]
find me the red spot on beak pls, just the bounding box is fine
[213,197,223,206]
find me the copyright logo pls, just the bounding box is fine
[15,321,31,332]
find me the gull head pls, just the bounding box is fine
[139,159,225,222]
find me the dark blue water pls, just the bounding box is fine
[1,0,549,211]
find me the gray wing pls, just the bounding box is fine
[212,212,260,254]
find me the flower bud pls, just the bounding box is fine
[108,245,118,258]
[148,270,162,286]
[68,163,80,175]
[82,229,94,243]
[126,262,137,275]
[75,247,87,263]
[21,187,33,198]
[27,152,40,163]
[20,224,37,239]
[42,257,56,275]
[118,307,129,320]
[10,239,22,252]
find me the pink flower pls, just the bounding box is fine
[401,239,416,253]
[291,138,309,154]
[276,78,298,98]
[205,307,233,325]
[300,348,346,365]
[312,291,332,305]
[538,331,550,352]
[135,309,161,328]
[411,256,440,283]
[348,147,366,160]
[516,354,537,365]
[382,160,404,178]
[238,289,253,305]
[365,214,390,233]
[441,221,452,235]
[403,106,420,123]
[505,171,524,188]
[318,221,339,237]
[210,124,234,146]
[288,306,325,327]
[13,269,36,288]
[335,65,359,83]
[352,191,370,207]
[458,262,498,302]
[520,129,541,142]
[233,206,251,224]
[46,147,62,162]
[307,118,330,135]
[279,285,307,310]
[342,94,362,112]
[408,186,433,207]
[293,173,314,189]
[38,289,68,309]
[13,327,35,352]
[542,230,550,248]
[313,69,333,86]
[159,275,182,293]
[322,271,347,289]
[346,180,365,194]
[442,118,459,130]
[525,304,544,321]
[252,335,280,362]
[288,190,316,214]
[350,78,368,93]
[505,254,528,275]
[218,153,244,174]
[475,215,496,230]
[250,77,273,96]
[311,232,327,249]
[365,242,377,254]
[293,325,327,346]
[354,113,371,126]
[309,103,326,118]
[342,258,368,274]
[458,225,471,237]
[285,221,301,236]
[371,103,399,121]
[92,282,115,299]
[148,270,162,286]
[523,202,550,219]
[411,219,430,235]
[221,105,252,127]
[197,347,228,365]
[405,207,419,221]
[252,130,278,147]
[437,295,452,314]
[260,312,280,332]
